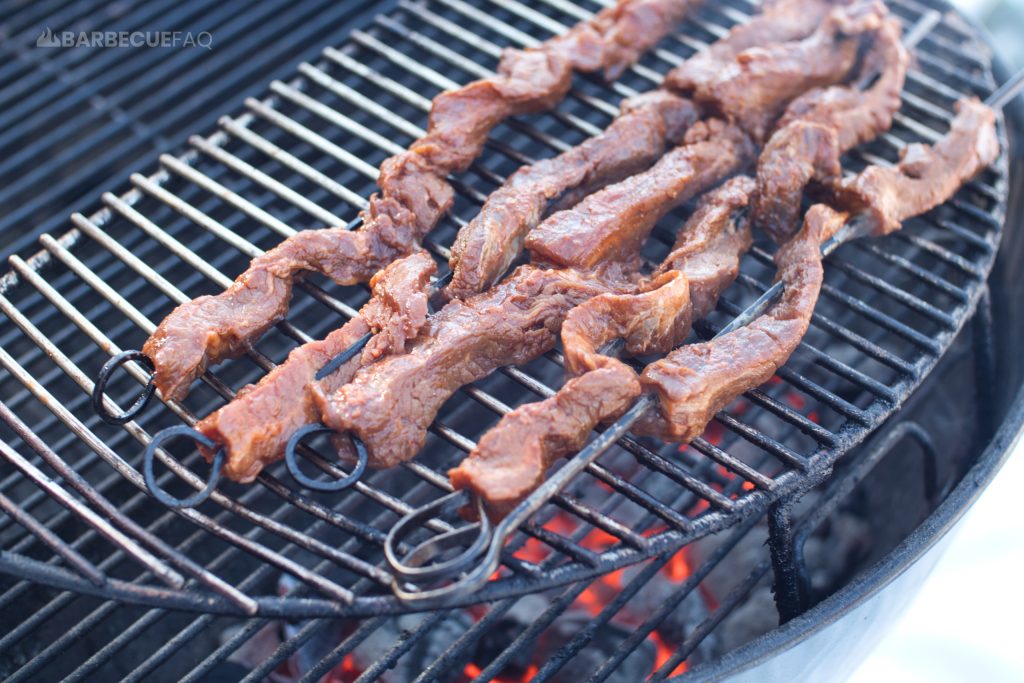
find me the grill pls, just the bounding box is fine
[0,0,1015,679]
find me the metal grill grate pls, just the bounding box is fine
[0,0,377,260]
[0,0,1010,646]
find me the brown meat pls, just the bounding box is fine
[525,120,754,269]
[753,121,843,243]
[635,204,846,441]
[449,365,641,520]
[311,264,635,469]
[755,15,908,243]
[446,91,698,300]
[142,0,698,401]
[776,15,908,152]
[679,0,886,143]
[825,97,999,236]
[195,252,436,482]
[552,0,704,80]
[666,0,849,94]
[451,178,754,519]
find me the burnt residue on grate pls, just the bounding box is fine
[0,0,1013,679]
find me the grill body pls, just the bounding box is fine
[0,0,1019,680]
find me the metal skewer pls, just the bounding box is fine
[314,269,453,380]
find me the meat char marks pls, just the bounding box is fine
[451,178,754,519]
[196,252,436,482]
[142,0,700,401]
[671,0,887,143]
[755,11,909,243]
[446,91,698,301]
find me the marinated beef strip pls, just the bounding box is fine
[666,0,849,94]
[675,0,887,143]
[755,15,908,243]
[449,178,754,519]
[195,252,436,483]
[526,120,754,269]
[142,0,699,402]
[311,264,636,469]
[446,91,698,301]
[825,97,999,236]
[636,204,846,442]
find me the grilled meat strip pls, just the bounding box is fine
[450,178,754,519]
[826,97,999,236]
[195,252,436,482]
[755,14,908,243]
[666,0,849,94]
[552,0,703,81]
[674,0,886,143]
[636,203,845,441]
[446,90,698,300]
[311,264,635,469]
[142,0,699,401]
[526,120,754,269]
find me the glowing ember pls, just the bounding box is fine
[663,551,690,583]
[649,630,688,677]
[327,653,362,683]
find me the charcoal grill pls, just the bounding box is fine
[0,0,1020,679]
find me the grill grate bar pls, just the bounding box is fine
[0,484,106,587]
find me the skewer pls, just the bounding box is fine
[314,269,453,381]
[383,61,1024,600]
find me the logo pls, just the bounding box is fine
[35,28,213,49]
[36,27,60,47]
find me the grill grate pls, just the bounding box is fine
[0,0,1009,641]
[0,0,377,260]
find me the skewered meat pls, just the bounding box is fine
[666,0,849,94]
[753,122,843,243]
[677,0,887,143]
[636,203,846,441]
[315,120,748,472]
[311,264,635,469]
[196,252,436,482]
[641,97,998,442]
[551,0,704,81]
[142,0,700,401]
[446,91,698,300]
[526,120,754,269]
[451,93,1000,515]
[450,178,754,518]
[826,97,999,236]
[755,14,908,243]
